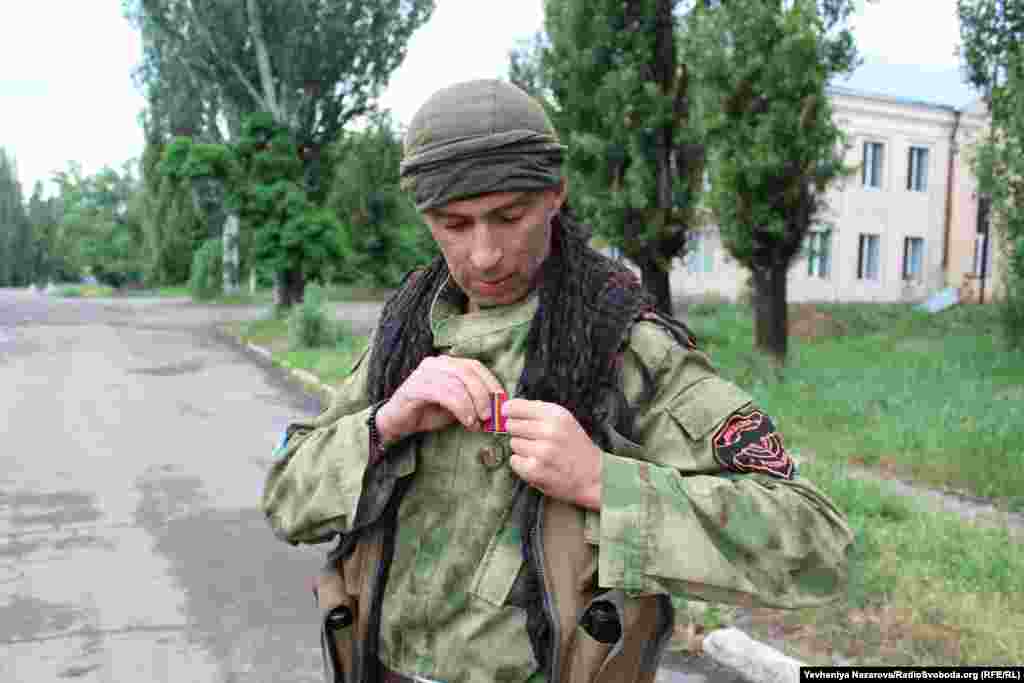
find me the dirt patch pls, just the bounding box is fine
[788,304,847,341]
[735,605,964,665]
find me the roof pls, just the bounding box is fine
[829,56,982,110]
[827,85,961,113]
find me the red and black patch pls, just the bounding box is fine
[712,407,794,479]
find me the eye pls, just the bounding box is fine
[495,211,525,223]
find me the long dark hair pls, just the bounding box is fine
[365,204,696,445]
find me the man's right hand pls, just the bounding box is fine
[375,356,505,446]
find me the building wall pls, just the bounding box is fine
[947,102,1004,303]
[668,89,998,304]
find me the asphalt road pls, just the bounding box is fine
[0,289,744,683]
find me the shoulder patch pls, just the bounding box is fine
[711,406,795,479]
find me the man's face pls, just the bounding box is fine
[423,183,567,312]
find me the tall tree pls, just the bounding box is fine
[692,0,859,365]
[326,113,439,287]
[124,0,435,306]
[958,0,1024,347]
[0,150,30,286]
[51,162,147,286]
[513,0,705,316]
[26,181,65,286]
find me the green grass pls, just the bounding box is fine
[735,455,1024,665]
[227,313,369,388]
[674,301,1024,664]
[688,302,1024,509]
[55,284,115,298]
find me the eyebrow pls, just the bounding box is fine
[428,194,535,220]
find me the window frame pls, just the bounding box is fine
[857,233,881,281]
[862,141,885,189]
[907,146,930,192]
[903,236,925,281]
[806,228,832,279]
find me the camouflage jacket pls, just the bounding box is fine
[261,285,854,683]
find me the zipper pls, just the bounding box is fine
[529,493,562,683]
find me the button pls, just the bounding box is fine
[478,447,502,469]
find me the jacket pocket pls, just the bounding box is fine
[315,563,357,683]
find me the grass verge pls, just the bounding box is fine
[224,314,369,388]
[728,455,1024,665]
[689,302,1024,510]
[674,301,1024,664]
[55,284,116,298]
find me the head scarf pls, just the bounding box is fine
[399,79,566,210]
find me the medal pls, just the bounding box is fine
[483,392,508,434]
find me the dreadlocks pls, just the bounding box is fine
[365,204,697,450]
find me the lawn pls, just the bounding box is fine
[683,301,1024,665]
[224,314,370,388]
[690,302,1024,509]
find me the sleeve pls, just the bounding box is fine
[261,337,380,545]
[594,320,854,609]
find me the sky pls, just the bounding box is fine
[0,0,977,197]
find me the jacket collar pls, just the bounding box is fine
[430,274,540,349]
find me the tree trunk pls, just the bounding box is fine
[751,262,789,366]
[222,213,240,294]
[274,267,305,310]
[639,258,673,317]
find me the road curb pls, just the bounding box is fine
[237,335,806,683]
[703,628,804,683]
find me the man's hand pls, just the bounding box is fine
[375,356,505,446]
[502,399,603,510]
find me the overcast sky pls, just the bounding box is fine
[0,0,974,196]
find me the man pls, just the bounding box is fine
[262,79,853,683]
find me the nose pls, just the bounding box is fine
[469,226,502,272]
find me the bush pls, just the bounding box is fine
[189,238,223,301]
[287,282,337,349]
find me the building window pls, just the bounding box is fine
[863,142,884,189]
[903,237,924,281]
[807,229,832,279]
[857,234,880,281]
[686,232,715,274]
[907,147,929,191]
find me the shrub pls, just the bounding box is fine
[287,282,337,349]
[189,238,223,301]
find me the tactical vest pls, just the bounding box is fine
[314,454,675,683]
[312,323,682,683]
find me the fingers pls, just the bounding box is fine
[429,356,504,424]
[403,366,481,429]
[401,357,504,428]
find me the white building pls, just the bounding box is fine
[663,86,997,304]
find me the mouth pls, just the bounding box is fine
[477,274,514,293]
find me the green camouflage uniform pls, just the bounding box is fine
[262,277,854,683]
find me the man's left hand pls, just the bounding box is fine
[502,399,602,510]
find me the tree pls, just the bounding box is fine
[692,0,859,365]
[0,149,31,286]
[958,0,1024,348]
[138,120,208,286]
[51,162,147,286]
[124,0,436,307]
[513,0,706,316]
[25,181,65,286]
[325,113,439,288]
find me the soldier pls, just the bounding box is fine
[262,79,853,683]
